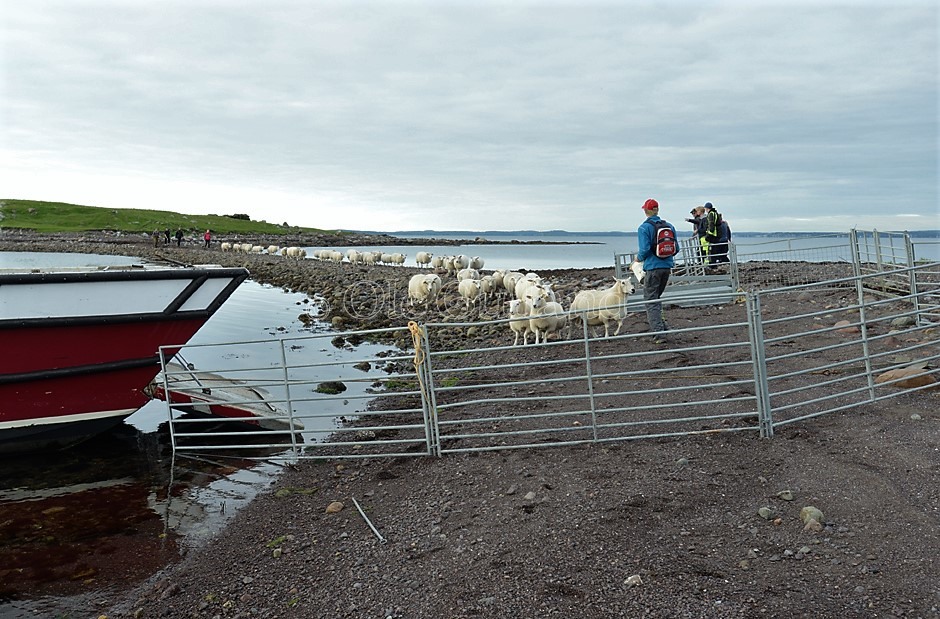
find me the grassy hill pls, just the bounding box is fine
[0,199,332,235]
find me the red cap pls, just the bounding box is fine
[642,199,659,211]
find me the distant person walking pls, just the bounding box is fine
[634,198,676,344]
[164,228,171,245]
[203,229,211,248]
[175,228,184,247]
[152,229,161,248]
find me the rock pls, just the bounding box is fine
[891,316,916,328]
[624,575,643,586]
[776,490,794,501]
[875,366,938,389]
[326,501,345,513]
[523,491,537,501]
[758,506,775,519]
[800,505,825,525]
[834,319,859,333]
[316,381,348,394]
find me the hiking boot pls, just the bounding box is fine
[652,334,671,345]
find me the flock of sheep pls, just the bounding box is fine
[407,267,637,345]
[336,250,636,346]
[219,244,640,345]
[220,242,308,258]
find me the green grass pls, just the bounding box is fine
[0,198,336,235]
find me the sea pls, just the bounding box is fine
[317,231,940,270]
[1,230,938,616]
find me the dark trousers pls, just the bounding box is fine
[643,268,670,332]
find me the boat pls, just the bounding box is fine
[147,360,302,432]
[0,262,249,453]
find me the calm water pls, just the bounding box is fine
[313,232,940,271]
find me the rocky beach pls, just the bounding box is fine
[2,231,938,619]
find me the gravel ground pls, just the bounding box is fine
[3,231,939,619]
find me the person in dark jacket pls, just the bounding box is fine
[685,206,708,264]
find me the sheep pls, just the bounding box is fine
[526,284,568,344]
[515,272,550,302]
[389,253,406,266]
[490,269,506,289]
[285,246,307,259]
[408,273,443,307]
[469,256,485,270]
[220,242,233,252]
[415,251,433,268]
[452,255,470,271]
[362,252,377,266]
[251,245,264,254]
[507,298,533,346]
[502,271,525,294]
[329,250,343,263]
[479,275,498,304]
[430,255,445,271]
[267,245,280,255]
[241,243,254,253]
[346,249,361,264]
[456,268,481,282]
[457,278,483,309]
[569,278,636,338]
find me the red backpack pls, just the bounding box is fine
[652,220,677,258]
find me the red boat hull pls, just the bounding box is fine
[0,264,249,452]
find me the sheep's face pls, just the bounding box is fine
[614,278,636,296]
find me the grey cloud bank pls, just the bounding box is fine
[1,1,937,233]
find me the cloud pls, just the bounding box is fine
[1,1,936,232]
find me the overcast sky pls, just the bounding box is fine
[1,1,937,233]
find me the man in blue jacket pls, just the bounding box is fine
[634,198,676,344]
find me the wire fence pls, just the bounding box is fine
[161,259,940,460]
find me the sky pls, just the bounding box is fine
[1,1,937,234]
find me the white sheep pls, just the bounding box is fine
[415,251,433,268]
[346,249,361,264]
[452,255,470,271]
[456,268,481,282]
[479,274,498,304]
[502,271,525,294]
[267,245,280,255]
[251,245,264,254]
[457,278,483,309]
[469,256,485,270]
[220,242,233,252]
[569,278,636,338]
[390,253,406,266]
[507,298,533,346]
[526,285,568,344]
[515,273,553,302]
[430,255,446,271]
[408,273,443,307]
[285,246,307,259]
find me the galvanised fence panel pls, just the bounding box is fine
[163,325,435,460]
[422,289,764,455]
[755,263,940,432]
[161,259,939,460]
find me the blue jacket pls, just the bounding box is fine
[636,216,676,270]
